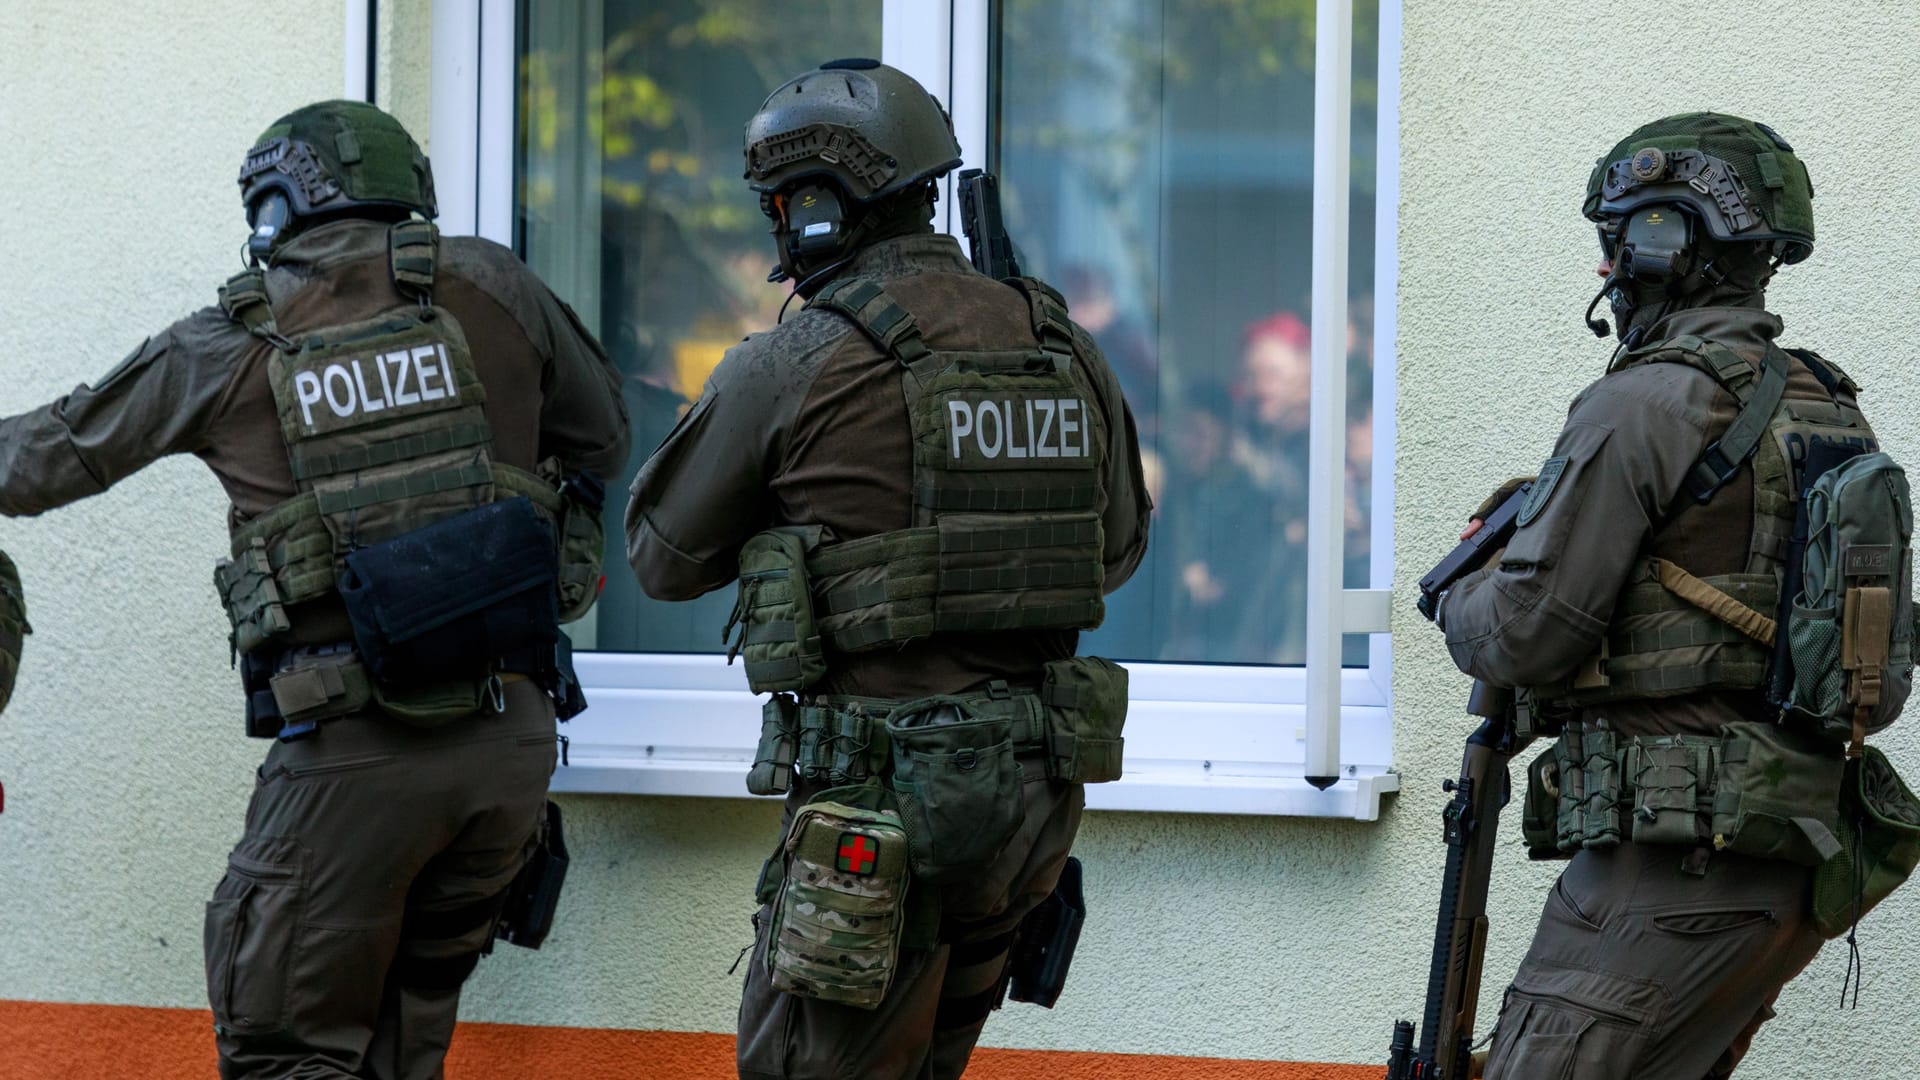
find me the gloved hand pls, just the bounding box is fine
[1463,476,1535,540]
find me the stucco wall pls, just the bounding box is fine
[4,1,1920,1075]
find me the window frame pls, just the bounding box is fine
[425,0,1402,819]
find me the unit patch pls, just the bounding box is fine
[1518,456,1569,528]
[836,832,879,876]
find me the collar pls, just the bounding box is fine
[265,218,396,275]
[1643,306,1785,351]
[837,232,974,285]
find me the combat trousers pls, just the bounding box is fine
[736,757,1085,1080]
[204,680,558,1080]
[1483,842,1825,1080]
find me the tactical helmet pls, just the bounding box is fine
[743,59,962,201]
[239,100,436,257]
[1584,112,1814,265]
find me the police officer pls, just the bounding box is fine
[0,101,628,1077]
[1437,114,1857,1078]
[625,60,1150,1079]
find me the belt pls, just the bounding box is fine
[787,687,1057,787]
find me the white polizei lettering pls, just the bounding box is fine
[1034,399,1059,458]
[412,345,446,401]
[438,345,458,397]
[1058,399,1081,458]
[948,400,974,458]
[387,351,421,406]
[351,359,387,414]
[977,400,1004,458]
[1007,399,1030,459]
[294,370,325,428]
[376,348,397,403]
[323,365,357,418]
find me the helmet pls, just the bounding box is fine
[238,100,436,259]
[743,59,962,201]
[1584,112,1814,265]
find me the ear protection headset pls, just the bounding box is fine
[246,189,294,264]
[1585,203,1708,343]
[762,182,849,284]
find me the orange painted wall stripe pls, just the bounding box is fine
[0,1000,1379,1079]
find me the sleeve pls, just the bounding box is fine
[1436,369,1714,687]
[535,288,632,482]
[0,309,236,517]
[622,342,784,601]
[1078,328,1152,593]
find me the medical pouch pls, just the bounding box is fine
[727,528,828,694]
[886,700,1025,881]
[748,694,801,796]
[216,537,292,656]
[767,800,911,1009]
[1710,721,1845,866]
[1040,656,1128,783]
[1813,746,1920,938]
[1521,749,1570,859]
[337,495,560,687]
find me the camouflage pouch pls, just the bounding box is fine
[1521,749,1570,859]
[1711,721,1845,866]
[747,694,801,796]
[726,528,828,694]
[0,551,28,714]
[1813,746,1920,938]
[885,698,1026,882]
[767,799,911,1009]
[214,537,291,656]
[1040,656,1128,783]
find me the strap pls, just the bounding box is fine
[1683,343,1791,502]
[1005,277,1076,373]
[388,220,438,299]
[808,277,931,365]
[1648,557,1778,646]
[219,269,289,346]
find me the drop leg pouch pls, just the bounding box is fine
[767,799,911,1009]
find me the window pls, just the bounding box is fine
[432,0,1400,817]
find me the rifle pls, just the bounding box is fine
[957,168,1023,281]
[1387,482,1535,1080]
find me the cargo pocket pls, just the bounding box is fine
[203,839,303,1036]
[1040,657,1129,784]
[886,702,1024,881]
[1483,966,1659,1080]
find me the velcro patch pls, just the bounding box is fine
[836,832,879,876]
[1519,457,1569,528]
[1845,545,1895,578]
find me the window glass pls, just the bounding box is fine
[516,0,883,651]
[993,0,1380,665]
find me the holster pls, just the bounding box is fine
[1007,855,1086,1009]
[494,800,570,950]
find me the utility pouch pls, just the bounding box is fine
[748,694,802,796]
[885,700,1025,882]
[1813,746,1920,938]
[1578,721,1622,850]
[1625,735,1716,848]
[215,537,292,657]
[553,468,607,625]
[1521,749,1570,859]
[1007,855,1086,1008]
[1711,721,1845,866]
[726,528,828,694]
[496,800,570,950]
[268,645,373,737]
[240,649,283,739]
[767,799,911,1009]
[1040,657,1128,783]
[1553,725,1586,852]
[338,495,560,687]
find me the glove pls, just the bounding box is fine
[1470,476,1535,523]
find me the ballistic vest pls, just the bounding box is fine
[738,275,1109,677]
[213,221,565,657]
[1533,335,1878,709]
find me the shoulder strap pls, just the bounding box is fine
[1679,342,1791,503]
[807,277,931,366]
[1787,346,1858,398]
[1005,277,1075,373]
[218,268,290,347]
[388,219,438,301]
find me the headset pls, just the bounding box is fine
[763,181,849,285]
[246,189,294,265]
[1585,203,1702,342]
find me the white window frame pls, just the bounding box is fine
[426,0,1402,819]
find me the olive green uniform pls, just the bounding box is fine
[1439,307,1838,1079]
[0,218,629,1079]
[626,232,1150,1079]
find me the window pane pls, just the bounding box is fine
[994,0,1379,665]
[516,0,883,652]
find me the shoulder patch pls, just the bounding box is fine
[1518,456,1569,527]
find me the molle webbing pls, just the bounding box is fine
[387,219,437,296]
[809,277,930,364]
[288,420,489,480]
[1538,569,1777,704]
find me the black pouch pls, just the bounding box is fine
[496,800,570,950]
[885,699,1025,882]
[1007,855,1086,1008]
[338,496,560,687]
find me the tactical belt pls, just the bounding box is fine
[777,684,1060,789]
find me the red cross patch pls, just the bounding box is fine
[836,832,878,876]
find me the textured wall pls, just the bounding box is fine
[4,1,1920,1076]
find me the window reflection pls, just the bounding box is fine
[996,0,1379,665]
